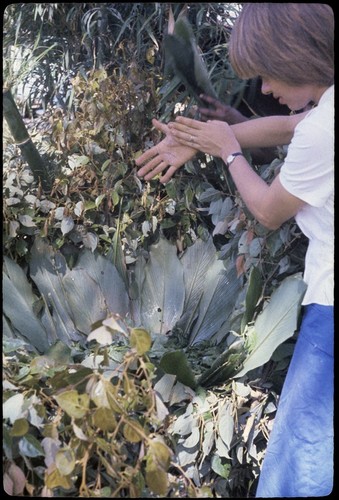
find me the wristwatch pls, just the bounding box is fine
[225,152,244,168]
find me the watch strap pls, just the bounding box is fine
[225,152,244,168]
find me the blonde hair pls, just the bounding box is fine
[229,3,334,87]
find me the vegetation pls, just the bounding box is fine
[3,3,307,497]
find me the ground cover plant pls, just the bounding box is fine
[3,3,308,497]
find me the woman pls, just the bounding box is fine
[136,3,334,497]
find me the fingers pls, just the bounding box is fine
[135,147,158,166]
[168,120,201,145]
[198,108,220,121]
[159,165,178,184]
[197,107,212,122]
[199,94,220,106]
[137,154,164,176]
[143,160,169,181]
[168,125,190,144]
[174,116,202,129]
[152,118,169,134]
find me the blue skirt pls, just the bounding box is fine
[256,304,334,497]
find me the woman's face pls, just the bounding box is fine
[261,78,328,111]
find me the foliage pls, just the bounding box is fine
[3,3,309,497]
[3,3,242,115]
[3,331,179,497]
[3,236,305,496]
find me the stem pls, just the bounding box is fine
[3,88,52,191]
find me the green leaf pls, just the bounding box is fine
[159,350,197,389]
[241,266,263,333]
[197,339,246,388]
[145,439,171,496]
[61,216,74,235]
[218,402,234,450]
[211,454,231,479]
[29,238,83,346]
[236,273,307,378]
[62,269,107,335]
[3,256,50,352]
[18,214,36,227]
[188,259,241,346]
[19,434,44,457]
[55,390,90,419]
[75,249,130,319]
[176,237,217,340]
[164,16,218,105]
[45,341,73,364]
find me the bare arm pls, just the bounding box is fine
[136,111,308,185]
[230,111,308,148]
[226,156,305,229]
[198,94,282,164]
[168,116,307,229]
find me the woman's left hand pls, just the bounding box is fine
[168,116,240,159]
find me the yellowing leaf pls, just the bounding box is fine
[148,439,172,470]
[145,467,168,496]
[92,407,117,431]
[55,390,90,419]
[55,448,76,475]
[146,47,155,64]
[123,420,144,443]
[45,466,73,490]
[10,418,29,437]
[130,328,152,355]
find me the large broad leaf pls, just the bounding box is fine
[29,238,83,345]
[164,15,218,105]
[175,237,218,341]
[106,229,128,290]
[188,259,241,346]
[3,257,51,352]
[71,250,130,319]
[29,239,131,344]
[140,237,185,335]
[62,270,107,334]
[235,273,307,378]
[130,253,147,326]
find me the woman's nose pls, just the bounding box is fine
[261,80,272,95]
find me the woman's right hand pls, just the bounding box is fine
[136,118,197,184]
[198,94,248,124]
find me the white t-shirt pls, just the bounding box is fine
[279,85,334,306]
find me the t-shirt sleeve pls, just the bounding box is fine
[279,118,334,207]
